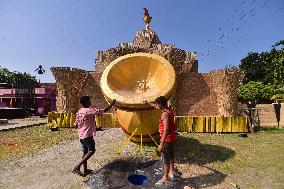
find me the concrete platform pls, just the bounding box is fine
[0,119,8,124]
[0,117,47,131]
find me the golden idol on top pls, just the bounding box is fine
[143,8,152,31]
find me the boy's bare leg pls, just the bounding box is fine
[83,152,87,172]
[169,160,174,177]
[82,152,93,175]
[73,151,95,173]
[162,163,170,181]
[74,152,87,172]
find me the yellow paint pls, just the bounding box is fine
[205,116,211,132]
[117,128,138,154]
[210,116,216,132]
[194,117,205,133]
[100,53,176,110]
[47,112,249,133]
[216,117,223,133]
[56,113,62,127]
[143,126,159,146]
[222,116,231,132]
[231,116,239,132]
[66,113,71,127]
[70,113,75,127]
[238,117,249,132]
[95,113,118,128]
[116,109,161,142]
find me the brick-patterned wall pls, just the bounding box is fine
[50,67,89,113]
[176,73,218,116]
[79,72,111,112]
[256,103,284,127]
[208,68,244,116]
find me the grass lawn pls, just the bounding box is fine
[0,125,283,188]
[0,125,77,160]
[174,127,284,188]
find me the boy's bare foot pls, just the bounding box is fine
[155,179,169,186]
[169,174,175,181]
[72,168,84,176]
[184,186,192,189]
[83,169,93,176]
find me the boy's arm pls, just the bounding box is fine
[103,99,116,112]
[143,100,156,108]
[74,114,79,129]
[158,112,170,151]
[86,99,116,116]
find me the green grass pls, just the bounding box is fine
[0,125,77,160]
[174,127,284,188]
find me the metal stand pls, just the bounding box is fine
[243,107,261,133]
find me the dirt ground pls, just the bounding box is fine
[0,128,282,189]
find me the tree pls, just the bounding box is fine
[238,40,284,102]
[238,81,284,102]
[239,52,263,83]
[239,40,284,85]
[0,66,37,88]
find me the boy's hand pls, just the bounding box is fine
[157,143,163,152]
[109,99,116,105]
[104,99,116,112]
[143,100,149,104]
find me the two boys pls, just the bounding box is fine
[73,95,176,186]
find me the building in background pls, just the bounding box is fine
[0,83,56,115]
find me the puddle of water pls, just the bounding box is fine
[87,158,186,189]
[128,174,148,185]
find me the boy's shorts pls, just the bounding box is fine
[162,142,175,164]
[80,136,96,153]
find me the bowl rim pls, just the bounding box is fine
[100,52,176,109]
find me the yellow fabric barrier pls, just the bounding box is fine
[48,112,248,133]
[47,112,120,128]
[175,116,248,133]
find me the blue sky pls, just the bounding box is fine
[0,0,283,83]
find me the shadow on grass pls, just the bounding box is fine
[184,165,227,189]
[173,135,235,188]
[175,135,236,165]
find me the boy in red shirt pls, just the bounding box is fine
[72,96,116,176]
[144,96,176,185]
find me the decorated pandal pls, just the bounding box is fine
[48,10,247,189]
[50,10,245,143]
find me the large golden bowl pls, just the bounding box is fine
[100,53,176,142]
[100,53,176,110]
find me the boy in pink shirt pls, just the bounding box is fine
[72,96,116,176]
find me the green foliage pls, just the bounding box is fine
[239,40,284,85]
[272,40,284,47]
[271,94,284,100]
[238,81,284,101]
[238,40,284,101]
[0,66,37,87]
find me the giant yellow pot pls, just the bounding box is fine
[100,53,176,142]
[116,109,161,142]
